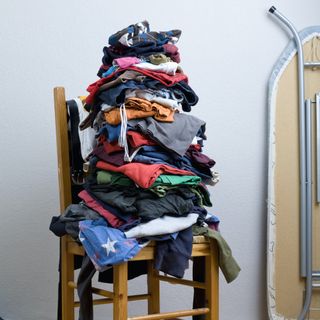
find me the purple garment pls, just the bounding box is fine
[79,219,144,271]
[92,145,126,166]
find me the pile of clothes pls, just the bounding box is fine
[50,21,240,320]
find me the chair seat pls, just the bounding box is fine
[67,235,210,260]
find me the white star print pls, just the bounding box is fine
[101,238,117,256]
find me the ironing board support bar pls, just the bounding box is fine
[297,99,313,320]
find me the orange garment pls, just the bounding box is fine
[103,97,177,125]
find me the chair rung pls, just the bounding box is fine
[74,298,112,307]
[68,281,114,298]
[74,293,150,307]
[156,275,206,289]
[128,308,209,320]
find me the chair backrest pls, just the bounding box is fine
[54,87,72,211]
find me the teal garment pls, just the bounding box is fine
[151,174,201,187]
[192,225,241,283]
[96,170,133,186]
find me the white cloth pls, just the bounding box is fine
[124,213,198,239]
[133,61,179,75]
[74,98,96,160]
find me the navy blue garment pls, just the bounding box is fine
[98,80,147,107]
[97,123,122,143]
[154,226,193,278]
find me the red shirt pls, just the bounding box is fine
[96,161,194,189]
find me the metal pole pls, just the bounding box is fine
[317,94,320,202]
[269,5,307,277]
[298,99,313,320]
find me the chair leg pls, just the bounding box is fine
[113,262,128,320]
[61,236,75,320]
[205,240,219,320]
[147,261,160,314]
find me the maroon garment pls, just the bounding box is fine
[185,145,216,171]
[102,141,124,154]
[78,190,124,228]
[126,66,188,85]
[96,161,194,189]
[127,131,157,148]
[93,131,157,166]
[92,145,126,166]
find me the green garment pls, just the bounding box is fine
[97,171,201,188]
[192,225,241,283]
[149,185,178,197]
[96,170,133,186]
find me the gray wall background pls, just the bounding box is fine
[0,0,319,319]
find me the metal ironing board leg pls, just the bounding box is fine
[269,7,313,319]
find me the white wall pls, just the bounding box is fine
[0,1,319,319]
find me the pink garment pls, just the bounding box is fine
[114,57,141,68]
[96,161,194,189]
[78,190,124,228]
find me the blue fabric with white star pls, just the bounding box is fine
[79,218,143,271]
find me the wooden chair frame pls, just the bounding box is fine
[54,87,219,320]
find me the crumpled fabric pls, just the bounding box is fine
[108,20,181,48]
[103,97,177,125]
[128,113,206,156]
[192,225,241,283]
[79,218,145,272]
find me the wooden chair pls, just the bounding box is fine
[54,87,219,320]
